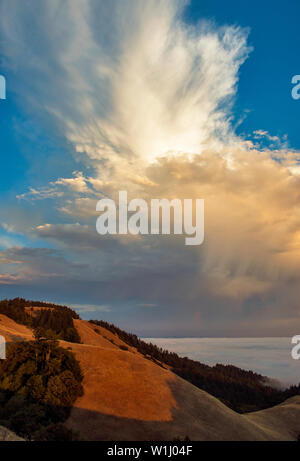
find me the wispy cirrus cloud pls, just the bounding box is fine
[70,304,112,313]
[0,0,251,176]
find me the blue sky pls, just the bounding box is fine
[0,0,299,337]
[187,0,300,149]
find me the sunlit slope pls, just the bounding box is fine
[72,319,136,351]
[66,319,300,441]
[0,314,33,342]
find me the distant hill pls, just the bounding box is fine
[0,298,80,343]
[0,299,299,441]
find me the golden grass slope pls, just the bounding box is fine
[66,319,300,441]
[0,314,33,343]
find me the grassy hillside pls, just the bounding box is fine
[0,300,299,441]
[66,319,300,441]
[90,319,300,413]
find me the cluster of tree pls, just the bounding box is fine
[24,300,80,319]
[90,320,300,413]
[0,339,83,440]
[32,307,81,343]
[0,298,32,326]
[0,298,80,343]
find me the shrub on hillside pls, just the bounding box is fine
[0,340,83,440]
